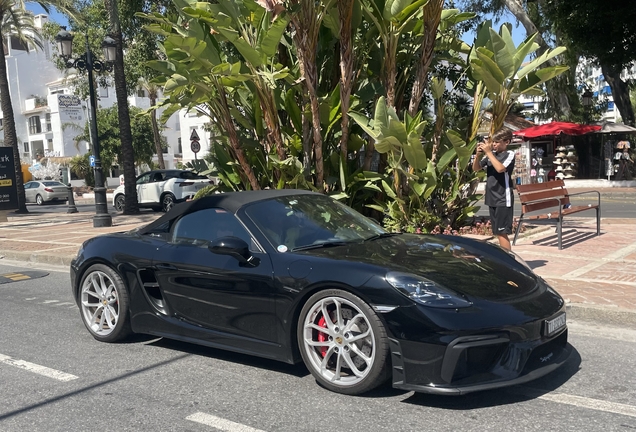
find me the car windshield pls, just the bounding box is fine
[244,194,386,251]
[42,181,65,187]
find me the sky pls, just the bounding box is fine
[27,4,69,26]
[29,3,528,47]
[461,10,527,47]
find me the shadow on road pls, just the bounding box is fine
[531,230,602,249]
[147,337,311,378]
[525,259,548,269]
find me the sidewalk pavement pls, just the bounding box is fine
[1,195,635,327]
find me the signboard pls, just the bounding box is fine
[190,128,201,155]
[190,129,200,142]
[58,95,84,123]
[190,141,201,154]
[89,155,95,167]
[0,147,19,211]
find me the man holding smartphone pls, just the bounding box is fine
[472,129,515,250]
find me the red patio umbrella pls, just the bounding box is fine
[513,121,601,138]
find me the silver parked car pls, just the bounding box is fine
[24,181,69,205]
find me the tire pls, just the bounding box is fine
[36,194,44,206]
[297,289,391,395]
[162,193,175,212]
[114,194,125,213]
[78,264,133,343]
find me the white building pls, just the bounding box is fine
[0,14,214,185]
[577,60,636,123]
[515,59,636,125]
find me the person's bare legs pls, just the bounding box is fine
[497,234,511,250]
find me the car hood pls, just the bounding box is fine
[300,234,540,302]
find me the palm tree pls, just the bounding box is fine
[0,1,76,213]
[140,79,165,169]
[104,0,138,214]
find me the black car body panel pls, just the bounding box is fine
[70,189,570,394]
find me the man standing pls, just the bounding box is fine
[472,130,515,250]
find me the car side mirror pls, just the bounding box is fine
[208,236,258,267]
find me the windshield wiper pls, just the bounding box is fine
[363,232,402,242]
[291,240,352,252]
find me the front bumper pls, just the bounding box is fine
[389,326,570,395]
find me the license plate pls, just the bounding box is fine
[544,313,566,337]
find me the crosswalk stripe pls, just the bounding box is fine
[186,413,267,432]
[0,354,79,382]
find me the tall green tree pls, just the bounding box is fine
[75,104,156,170]
[142,0,568,233]
[104,0,137,213]
[544,0,636,126]
[140,80,165,169]
[456,0,575,119]
[0,0,76,213]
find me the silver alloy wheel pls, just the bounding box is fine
[114,195,125,212]
[36,194,43,205]
[80,270,120,336]
[302,296,376,387]
[162,194,174,212]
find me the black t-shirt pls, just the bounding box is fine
[480,150,515,207]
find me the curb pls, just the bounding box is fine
[0,251,76,267]
[566,302,636,327]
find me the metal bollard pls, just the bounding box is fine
[67,184,78,214]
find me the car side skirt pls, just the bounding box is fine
[131,312,294,364]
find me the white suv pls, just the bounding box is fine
[113,169,212,212]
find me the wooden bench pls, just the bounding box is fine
[512,180,600,250]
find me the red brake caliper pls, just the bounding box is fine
[317,315,328,357]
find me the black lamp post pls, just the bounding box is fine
[55,27,116,228]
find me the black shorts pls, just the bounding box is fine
[489,206,513,235]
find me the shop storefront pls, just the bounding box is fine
[512,122,602,185]
[512,138,581,185]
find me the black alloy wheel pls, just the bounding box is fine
[114,195,125,212]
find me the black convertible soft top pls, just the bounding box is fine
[136,189,318,235]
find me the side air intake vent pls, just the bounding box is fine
[137,269,167,314]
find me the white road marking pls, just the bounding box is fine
[42,300,59,304]
[186,413,267,432]
[25,297,37,301]
[0,353,79,382]
[52,302,75,307]
[538,393,636,418]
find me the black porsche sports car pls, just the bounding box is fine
[70,190,570,395]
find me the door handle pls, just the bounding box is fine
[155,263,178,271]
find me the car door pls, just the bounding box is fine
[152,208,278,345]
[145,172,164,205]
[24,182,35,202]
[136,173,152,204]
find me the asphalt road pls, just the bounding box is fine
[29,195,634,219]
[475,195,636,219]
[24,202,156,215]
[0,261,635,431]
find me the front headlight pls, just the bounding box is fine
[385,272,472,309]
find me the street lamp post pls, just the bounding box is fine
[55,28,116,228]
